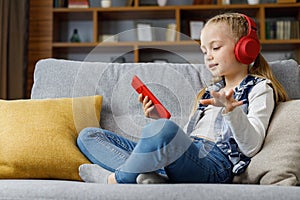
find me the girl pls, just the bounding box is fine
[77,13,288,184]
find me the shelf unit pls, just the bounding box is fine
[51,1,300,62]
[27,0,300,96]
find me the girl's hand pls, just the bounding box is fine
[199,89,243,113]
[138,94,160,119]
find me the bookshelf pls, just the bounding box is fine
[27,0,300,97]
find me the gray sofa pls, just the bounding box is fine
[0,58,299,199]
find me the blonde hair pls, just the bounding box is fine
[193,13,288,111]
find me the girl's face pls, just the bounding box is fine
[200,22,246,78]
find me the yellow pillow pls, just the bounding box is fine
[0,96,102,180]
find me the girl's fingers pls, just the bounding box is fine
[210,90,220,99]
[225,89,234,100]
[142,97,160,119]
[142,96,149,107]
[138,94,143,103]
[232,100,244,107]
[145,99,153,110]
[144,105,155,117]
[199,98,214,105]
[200,89,241,109]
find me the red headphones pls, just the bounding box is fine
[234,14,260,64]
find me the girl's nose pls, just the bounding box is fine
[206,53,213,60]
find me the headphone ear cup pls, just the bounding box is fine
[235,36,260,64]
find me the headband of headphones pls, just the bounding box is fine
[242,14,258,40]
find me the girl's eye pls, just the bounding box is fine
[213,46,221,50]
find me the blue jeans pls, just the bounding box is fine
[77,119,233,184]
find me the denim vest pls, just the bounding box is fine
[187,75,265,174]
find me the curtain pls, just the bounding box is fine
[0,0,28,99]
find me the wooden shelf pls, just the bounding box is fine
[52,42,98,47]
[52,40,199,47]
[262,39,300,44]
[52,3,300,11]
[51,2,300,53]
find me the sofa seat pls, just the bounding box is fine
[1,180,300,200]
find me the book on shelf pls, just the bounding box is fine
[68,0,89,8]
[193,0,215,4]
[89,0,100,7]
[265,18,299,40]
[166,23,176,42]
[277,0,297,3]
[126,0,134,6]
[139,0,158,6]
[54,0,67,8]
[136,23,153,42]
[189,21,204,40]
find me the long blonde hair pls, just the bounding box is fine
[194,13,288,111]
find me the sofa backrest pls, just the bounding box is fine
[31,59,299,140]
[267,59,300,100]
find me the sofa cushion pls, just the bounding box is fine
[233,100,300,185]
[0,96,102,180]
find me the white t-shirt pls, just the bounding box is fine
[184,80,275,157]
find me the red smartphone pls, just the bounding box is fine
[131,75,171,119]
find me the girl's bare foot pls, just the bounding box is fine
[107,173,118,184]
